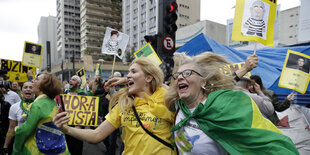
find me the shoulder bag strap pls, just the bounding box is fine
[132,105,174,150]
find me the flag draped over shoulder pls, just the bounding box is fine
[172,90,299,155]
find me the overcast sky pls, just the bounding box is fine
[0,0,300,61]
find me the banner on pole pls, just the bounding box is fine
[76,67,87,88]
[83,54,94,71]
[279,50,310,94]
[232,0,277,46]
[133,43,162,66]
[22,41,43,68]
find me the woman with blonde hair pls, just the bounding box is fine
[166,52,298,154]
[53,57,175,154]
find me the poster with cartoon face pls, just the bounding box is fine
[241,0,270,40]
[232,0,276,47]
[101,27,129,59]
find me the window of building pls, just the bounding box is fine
[290,14,294,17]
[289,36,293,38]
[289,25,293,28]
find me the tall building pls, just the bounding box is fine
[122,0,200,51]
[279,6,299,46]
[80,0,122,60]
[56,0,81,62]
[177,0,200,28]
[38,16,57,71]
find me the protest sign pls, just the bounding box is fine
[83,54,94,71]
[76,67,87,88]
[0,59,36,82]
[101,27,129,59]
[62,94,99,126]
[22,41,43,68]
[133,43,162,66]
[279,50,310,94]
[221,62,251,77]
[232,0,277,46]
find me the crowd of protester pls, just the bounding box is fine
[0,51,309,155]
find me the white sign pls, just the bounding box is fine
[163,36,174,51]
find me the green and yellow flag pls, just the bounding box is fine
[172,90,298,154]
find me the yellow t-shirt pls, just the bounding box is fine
[106,87,175,155]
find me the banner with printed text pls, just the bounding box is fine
[76,67,87,89]
[22,41,43,68]
[0,59,36,82]
[221,62,251,77]
[133,43,162,66]
[279,50,310,94]
[62,94,99,126]
[232,0,277,46]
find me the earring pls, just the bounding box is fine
[202,86,207,90]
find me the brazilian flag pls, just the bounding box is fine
[172,90,299,155]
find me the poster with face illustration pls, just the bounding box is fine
[232,0,277,47]
[101,27,129,60]
[279,50,310,94]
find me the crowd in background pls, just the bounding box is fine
[0,52,309,155]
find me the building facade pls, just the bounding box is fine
[56,0,81,62]
[80,0,122,60]
[122,0,200,51]
[37,16,57,71]
[176,20,226,48]
[279,6,299,46]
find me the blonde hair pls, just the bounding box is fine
[109,57,164,112]
[165,52,236,111]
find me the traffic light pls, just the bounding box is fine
[164,1,178,36]
[144,34,159,52]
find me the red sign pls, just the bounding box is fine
[162,36,174,51]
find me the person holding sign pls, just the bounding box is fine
[250,75,295,125]
[165,52,298,154]
[64,75,86,155]
[2,81,34,154]
[13,73,70,155]
[53,57,176,154]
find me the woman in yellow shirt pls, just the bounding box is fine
[53,57,175,154]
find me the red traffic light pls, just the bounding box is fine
[168,2,178,12]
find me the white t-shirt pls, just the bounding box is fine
[4,90,21,105]
[174,100,227,155]
[8,101,27,126]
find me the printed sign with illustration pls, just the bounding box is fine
[232,0,277,46]
[62,94,99,126]
[133,43,162,66]
[0,59,36,82]
[101,27,129,59]
[22,41,43,68]
[221,62,252,77]
[279,50,310,94]
[76,67,87,88]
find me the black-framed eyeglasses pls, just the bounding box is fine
[172,69,203,80]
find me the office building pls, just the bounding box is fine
[122,0,200,51]
[38,16,57,71]
[56,0,81,62]
[80,0,122,60]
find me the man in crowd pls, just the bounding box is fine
[236,77,274,119]
[64,75,86,155]
[0,81,21,105]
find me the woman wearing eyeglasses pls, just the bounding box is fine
[165,52,298,154]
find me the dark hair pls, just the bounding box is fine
[250,75,265,90]
[111,30,119,36]
[39,74,62,99]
